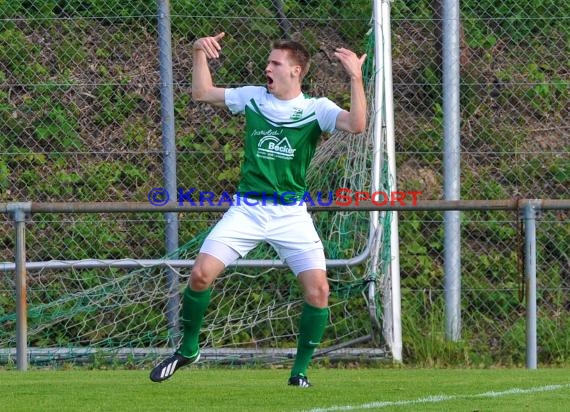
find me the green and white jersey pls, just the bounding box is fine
[225,86,343,201]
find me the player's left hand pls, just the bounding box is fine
[334,48,366,80]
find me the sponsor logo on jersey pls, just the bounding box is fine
[256,133,296,160]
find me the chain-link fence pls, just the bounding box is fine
[391,1,569,365]
[1,1,568,365]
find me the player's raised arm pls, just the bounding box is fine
[333,47,367,134]
[192,32,227,107]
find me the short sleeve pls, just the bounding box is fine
[225,86,265,115]
[315,97,343,133]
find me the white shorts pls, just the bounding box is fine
[199,197,326,275]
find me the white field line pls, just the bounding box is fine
[303,383,570,412]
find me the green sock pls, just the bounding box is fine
[178,286,211,358]
[291,302,329,377]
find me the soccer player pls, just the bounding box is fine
[150,32,366,387]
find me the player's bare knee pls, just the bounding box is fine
[189,265,211,290]
[305,282,329,307]
[318,281,330,300]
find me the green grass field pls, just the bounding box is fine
[2,367,569,411]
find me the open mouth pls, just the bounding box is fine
[266,75,274,87]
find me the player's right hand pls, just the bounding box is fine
[193,32,225,59]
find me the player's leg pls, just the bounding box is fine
[150,245,238,383]
[267,205,329,387]
[288,252,330,387]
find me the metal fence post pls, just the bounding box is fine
[523,200,540,369]
[7,202,31,371]
[157,0,180,348]
[442,0,462,341]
